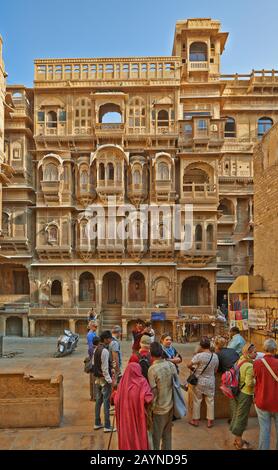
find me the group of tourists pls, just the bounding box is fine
[86,314,278,451]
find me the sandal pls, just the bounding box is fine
[234,440,253,450]
[189,420,199,427]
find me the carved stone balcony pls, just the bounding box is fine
[150,239,174,258]
[36,123,67,137]
[40,180,64,204]
[179,118,224,151]
[0,237,30,253]
[36,244,72,260]
[154,180,176,202]
[97,239,125,259]
[127,183,148,205]
[188,61,209,71]
[77,185,96,206]
[76,239,96,260]
[96,179,124,202]
[181,183,218,203]
[126,238,148,257]
[95,123,125,136]
[178,246,217,267]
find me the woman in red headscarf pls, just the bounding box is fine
[114,362,153,450]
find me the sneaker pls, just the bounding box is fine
[104,427,117,433]
[94,424,104,430]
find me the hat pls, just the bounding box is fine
[140,335,152,346]
[112,325,122,333]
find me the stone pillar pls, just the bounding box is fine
[69,319,76,333]
[0,316,6,336]
[149,272,154,309]
[29,319,36,337]
[122,318,128,340]
[122,275,128,308]
[73,278,79,307]
[63,281,70,307]
[29,274,38,305]
[249,199,253,224]
[96,279,103,316]
[22,316,29,337]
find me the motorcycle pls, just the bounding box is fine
[54,329,79,357]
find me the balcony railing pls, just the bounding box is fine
[34,58,181,83]
[188,61,209,71]
[95,123,125,132]
[74,127,92,135]
[183,183,217,198]
[97,179,124,192]
[37,123,66,136]
[155,180,172,190]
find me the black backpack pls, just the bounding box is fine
[136,352,151,379]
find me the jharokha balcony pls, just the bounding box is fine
[95,123,125,136]
[181,182,218,203]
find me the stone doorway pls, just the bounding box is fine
[6,317,23,336]
[102,272,122,329]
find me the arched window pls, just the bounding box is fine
[74,98,91,131]
[51,280,62,296]
[80,221,89,245]
[258,117,273,138]
[108,163,114,180]
[80,170,88,185]
[128,98,146,129]
[2,212,10,237]
[206,225,214,250]
[128,272,146,302]
[48,225,58,244]
[157,162,170,180]
[50,280,62,306]
[99,103,122,123]
[133,169,141,185]
[44,163,58,181]
[99,163,105,180]
[189,42,208,62]
[12,141,22,160]
[47,111,57,128]
[79,272,95,302]
[224,117,236,138]
[195,225,202,250]
[157,110,169,127]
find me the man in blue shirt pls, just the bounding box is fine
[227,326,246,356]
[87,321,98,401]
[87,320,98,359]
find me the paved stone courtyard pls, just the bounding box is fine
[0,336,275,450]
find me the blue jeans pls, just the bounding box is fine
[95,382,112,429]
[255,405,278,450]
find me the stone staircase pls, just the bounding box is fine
[100,305,122,331]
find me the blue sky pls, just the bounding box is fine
[1,0,278,87]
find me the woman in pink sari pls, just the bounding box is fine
[115,362,153,450]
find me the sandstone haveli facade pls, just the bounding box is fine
[1,18,277,339]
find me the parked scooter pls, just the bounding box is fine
[54,329,79,357]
